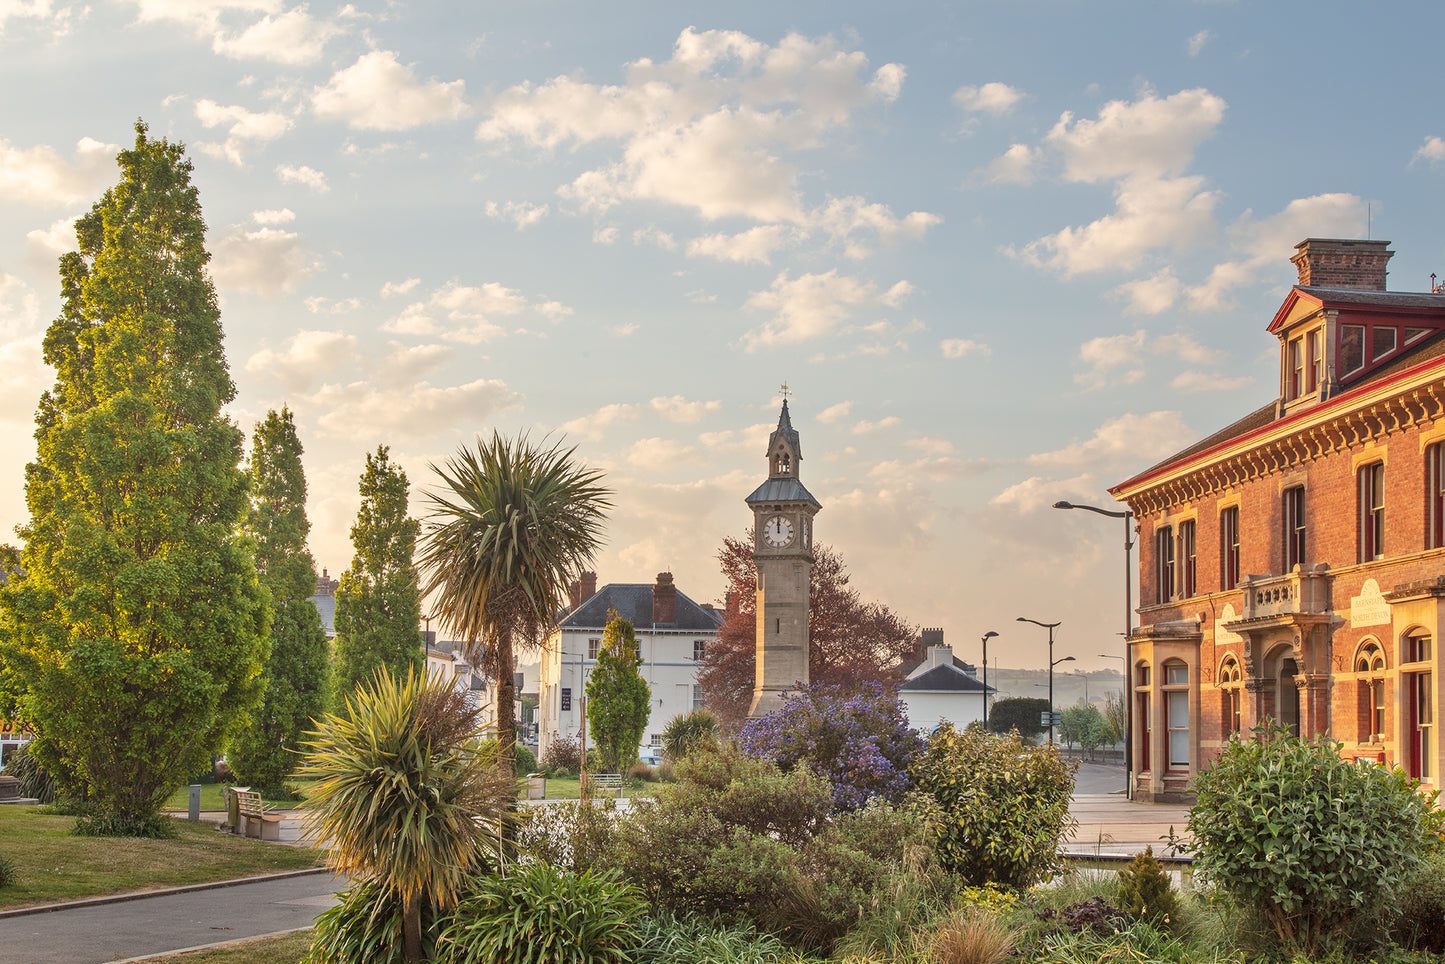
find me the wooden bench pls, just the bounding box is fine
[235,789,283,841]
[583,773,624,797]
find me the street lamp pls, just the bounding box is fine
[1017,617,1071,744]
[981,631,998,728]
[1054,499,1134,799]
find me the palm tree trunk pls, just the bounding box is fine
[402,891,422,963]
[497,626,515,780]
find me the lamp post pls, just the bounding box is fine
[981,631,998,728]
[1054,499,1134,799]
[1017,617,1070,743]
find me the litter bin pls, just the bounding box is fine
[526,773,546,800]
[226,786,247,833]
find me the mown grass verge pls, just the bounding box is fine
[133,928,312,963]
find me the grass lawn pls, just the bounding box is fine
[533,775,660,800]
[0,806,325,909]
[138,929,312,964]
[163,781,316,812]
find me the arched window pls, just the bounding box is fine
[1219,656,1243,738]
[1354,640,1386,744]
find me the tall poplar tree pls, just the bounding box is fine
[230,407,329,792]
[333,445,423,699]
[586,614,651,772]
[0,122,267,829]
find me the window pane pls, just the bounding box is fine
[1166,663,1188,686]
[1407,326,1431,343]
[1373,326,1398,360]
[1341,325,1365,373]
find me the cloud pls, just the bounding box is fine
[650,395,721,422]
[625,436,697,471]
[560,402,640,440]
[851,416,902,435]
[953,82,1025,115]
[1228,193,1365,265]
[990,472,1101,515]
[380,277,420,298]
[612,322,639,336]
[245,329,356,392]
[376,341,454,386]
[485,200,549,229]
[940,338,988,359]
[0,336,45,425]
[980,143,1039,184]
[816,401,852,423]
[1045,87,1227,184]
[1027,411,1195,469]
[868,455,985,482]
[211,223,322,297]
[743,270,913,349]
[384,280,529,342]
[194,100,291,165]
[212,6,342,64]
[687,225,793,264]
[129,0,278,31]
[24,214,79,267]
[905,436,953,455]
[1171,371,1255,393]
[1076,330,1148,389]
[1187,30,1212,57]
[478,27,928,251]
[310,378,522,440]
[251,207,294,225]
[632,225,677,251]
[0,271,41,338]
[1112,268,1182,315]
[1014,174,1221,276]
[0,0,81,40]
[302,296,359,314]
[276,163,329,192]
[0,136,116,206]
[1414,136,1445,166]
[313,50,469,131]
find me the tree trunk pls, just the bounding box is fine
[402,891,422,963]
[497,627,515,780]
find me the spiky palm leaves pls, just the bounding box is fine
[298,667,516,963]
[417,432,611,777]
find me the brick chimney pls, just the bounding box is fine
[579,571,597,602]
[653,572,676,624]
[568,579,581,611]
[1291,238,1393,290]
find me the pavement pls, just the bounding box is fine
[0,762,1191,963]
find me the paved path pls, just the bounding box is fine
[1065,763,1193,857]
[0,871,345,964]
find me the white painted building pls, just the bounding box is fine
[897,631,993,734]
[538,571,723,757]
[425,641,496,729]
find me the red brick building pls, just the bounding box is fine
[1111,239,1445,801]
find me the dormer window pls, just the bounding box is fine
[1287,328,1324,401]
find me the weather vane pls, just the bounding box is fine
[779,382,791,399]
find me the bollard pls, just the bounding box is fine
[188,784,201,822]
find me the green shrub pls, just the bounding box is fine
[635,913,789,964]
[542,734,581,774]
[909,723,1076,891]
[830,846,952,961]
[1392,849,1445,953]
[5,742,57,803]
[73,811,176,839]
[927,907,1018,964]
[1117,846,1177,927]
[305,881,439,964]
[1188,720,1445,954]
[437,863,643,964]
[661,708,718,761]
[513,742,538,775]
[514,798,621,875]
[0,853,17,889]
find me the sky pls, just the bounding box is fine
[3,1,1445,677]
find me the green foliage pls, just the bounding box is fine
[417,432,611,779]
[513,741,538,775]
[910,723,1077,891]
[1103,691,1126,745]
[927,908,1019,964]
[1393,850,1445,953]
[232,408,330,792]
[1117,846,1177,927]
[0,853,17,889]
[634,913,789,964]
[0,121,268,828]
[830,847,955,961]
[587,615,651,772]
[74,811,176,839]
[298,666,517,962]
[305,880,439,964]
[541,733,581,775]
[437,863,644,964]
[661,708,717,761]
[514,798,621,875]
[1059,702,1109,755]
[986,698,1050,739]
[1188,720,1445,954]
[4,741,57,803]
[333,446,423,703]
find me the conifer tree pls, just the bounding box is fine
[230,407,329,792]
[586,614,651,772]
[0,122,267,829]
[333,445,423,699]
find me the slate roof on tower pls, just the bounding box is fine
[765,399,802,460]
[560,582,723,631]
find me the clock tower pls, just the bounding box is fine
[745,398,822,718]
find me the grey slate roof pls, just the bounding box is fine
[900,665,995,693]
[745,476,822,507]
[560,582,724,632]
[767,399,802,459]
[1296,286,1445,309]
[308,592,337,637]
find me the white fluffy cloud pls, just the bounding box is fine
[129,0,279,30]
[561,402,640,441]
[1187,30,1211,57]
[24,214,79,268]
[276,163,329,192]
[211,6,342,64]
[194,100,291,165]
[1415,136,1445,166]
[742,270,913,349]
[0,336,45,425]
[650,395,721,423]
[0,136,116,206]
[940,338,988,359]
[384,280,534,343]
[0,271,41,338]
[1045,87,1226,184]
[852,416,901,435]
[313,50,469,131]
[1027,411,1195,469]
[687,225,793,264]
[245,329,356,391]
[980,143,1039,184]
[485,200,549,229]
[211,223,322,297]
[625,436,697,471]
[816,401,852,423]
[1074,329,1223,389]
[310,378,522,439]
[376,341,454,387]
[477,27,933,255]
[953,82,1025,115]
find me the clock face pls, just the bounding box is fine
[763,515,794,548]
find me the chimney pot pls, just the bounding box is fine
[579,571,597,602]
[1291,238,1393,290]
[653,571,677,624]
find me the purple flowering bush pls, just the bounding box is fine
[738,681,923,812]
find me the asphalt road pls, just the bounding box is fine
[1072,760,1128,795]
[0,871,345,964]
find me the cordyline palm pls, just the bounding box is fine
[417,431,611,779]
[297,666,516,963]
